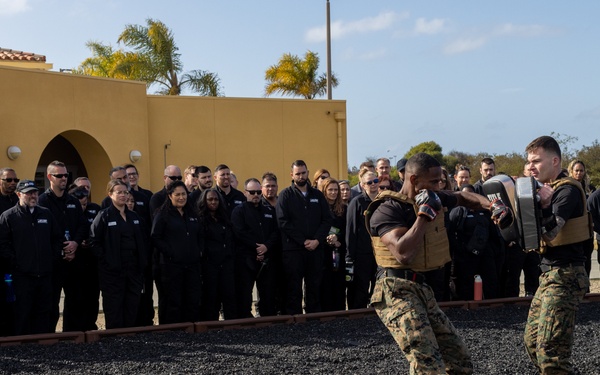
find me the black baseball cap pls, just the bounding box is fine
[16,180,38,193]
[396,158,408,172]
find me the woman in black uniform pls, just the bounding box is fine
[198,188,236,321]
[90,180,147,329]
[152,181,203,324]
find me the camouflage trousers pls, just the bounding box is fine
[371,277,473,375]
[524,265,589,374]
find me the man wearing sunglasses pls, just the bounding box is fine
[231,178,279,318]
[38,160,88,333]
[0,167,20,336]
[149,165,182,217]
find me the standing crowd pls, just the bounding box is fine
[0,136,596,374]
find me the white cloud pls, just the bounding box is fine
[0,0,30,16]
[443,37,487,55]
[493,23,552,37]
[414,18,447,35]
[305,10,408,43]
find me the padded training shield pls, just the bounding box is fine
[482,175,520,243]
[514,177,542,252]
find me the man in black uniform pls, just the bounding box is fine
[276,160,332,314]
[232,178,279,318]
[472,157,496,196]
[0,167,19,336]
[38,161,88,333]
[214,164,246,218]
[523,136,590,373]
[0,180,62,335]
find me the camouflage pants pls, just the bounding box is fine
[524,266,588,374]
[371,277,473,375]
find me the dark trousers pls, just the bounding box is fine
[49,259,66,332]
[423,267,448,302]
[320,256,347,312]
[161,262,202,324]
[283,248,323,315]
[347,252,377,309]
[62,252,99,332]
[454,249,499,300]
[235,254,276,318]
[0,282,15,336]
[99,260,143,329]
[136,262,155,326]
[14,274,53,336]
[201,259,236,321]
[501,246,540,297]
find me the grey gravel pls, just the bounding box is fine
[1,302,599,374]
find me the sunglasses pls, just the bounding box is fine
[379,185,390,190]
[1,178,20,183]
[167,176,183,181]
[365,178,379,185]
[52,174,69,179]
[71,191,89,199]
[246,190,262,195]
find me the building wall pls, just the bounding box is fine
[0,65,347,194]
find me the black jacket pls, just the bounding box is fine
[0,193,18,215]
[89,204,148,272]
[231,201,279,257]
[38,188,87,245]
[345,192,374,260]
[151,207,203,265]
[276,182,332,251]
[216,186,246,218]
[203,217,235,265]
[0,204,62,276]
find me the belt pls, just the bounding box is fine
[377,268,425,285]
[539,262,584,273]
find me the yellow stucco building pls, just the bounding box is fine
[0,65,347,195]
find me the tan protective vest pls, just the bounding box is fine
[364,191,451,272]
[540,177,593,252]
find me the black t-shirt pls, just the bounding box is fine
[542,182,587,265]
[369,191,458,237]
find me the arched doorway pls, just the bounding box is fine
[36,131,112,200]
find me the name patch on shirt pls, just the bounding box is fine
[310,199,319,203]
[108,221,117,227]
[264,214,273,219]
[189,217,198,222]
[37,219,48,224]
[234,200,243,205]
[136,201,144,206]
[88,210,97,214]
[133,220,140,225]
[67,204,77,209]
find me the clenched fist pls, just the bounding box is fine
[415,189,442,221]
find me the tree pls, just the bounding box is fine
[264,51,338,99]
[405,141,444,164]
[76,19,223,96]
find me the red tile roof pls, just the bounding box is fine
[0,48,46,62]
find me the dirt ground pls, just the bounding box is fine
[55,279,600,333]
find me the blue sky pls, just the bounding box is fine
[2,1,599,168]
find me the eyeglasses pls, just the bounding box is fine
[379,185,390,190]
[52,174,69,179]
[112,190,130,196]
[1,178,20,183]
[365,178,379,185]
[127,172,138,177]
[167,176,183,181]
[246,190,262,195]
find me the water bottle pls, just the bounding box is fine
[332,249,340,271]
[62,230,71,257]
[345,260,354,283]
[474,275,483,301]
[4,274,15,303]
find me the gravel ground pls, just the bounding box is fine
[1,300,599,374]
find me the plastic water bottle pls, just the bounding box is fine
[345,261,354,282]
[474,275,483,301]
[332,249,340,271]
[4,274,15,303]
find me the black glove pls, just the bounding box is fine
[490,198,513,229]
[415,189,442,221]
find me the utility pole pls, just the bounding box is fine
[326,0,332,100]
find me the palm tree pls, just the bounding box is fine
[77,19,222,96]
[264,51,338,99]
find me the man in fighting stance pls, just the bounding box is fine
[367,153,511,373]
[523,135,590,374]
